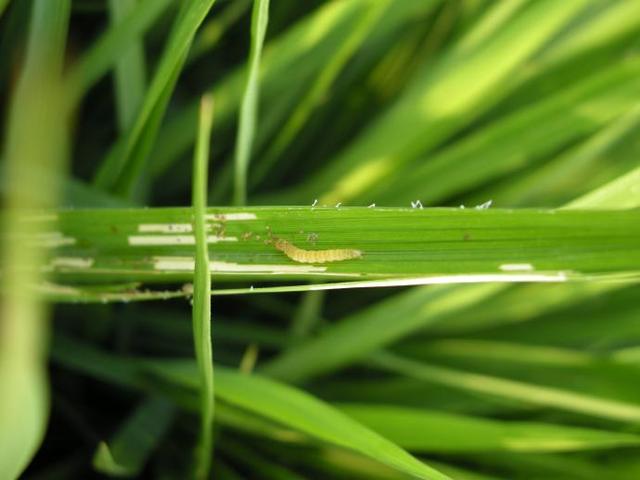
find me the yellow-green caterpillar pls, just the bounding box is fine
[273,238,362,264]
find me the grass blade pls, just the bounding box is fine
[191,95,216,479]
[339,403,640,453]
[369,351,640,423]
[483,103,640,207]
[66,0,172,105]
[371,58,640,206]
[251,0,390,188]
[37,207,640,285]
[189,0,252,64]
[151,0,436,181]
[261,284,504,382]
[109,0,147,132]
[233,0,269,205]
[93,396,175,477]
[283,0,590,204]
[152,362,452,480]
[566,164,640,210]
[0,0,70,477]
[0,0,9,18]
[51,337,451,480]
[93,0,217,198]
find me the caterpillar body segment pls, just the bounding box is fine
[273,238,362,264]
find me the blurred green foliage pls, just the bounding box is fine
[1,1,640,479]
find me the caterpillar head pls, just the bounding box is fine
[273,238,287,251]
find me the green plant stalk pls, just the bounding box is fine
[192,95,216,479]
[233,0,269,205]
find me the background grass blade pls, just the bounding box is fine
[277,0,590,204]
[93,0,217,198]
[93,396,175,477]
[191,95,216,479]
[233,0,269,206]
[369,59,640,206]
[109,0,147,133]
[339,403,640,453]
[482,104,640,207]
[261,284,504,382]
[0,1,70,478]
[150,361,452,480]
[369,351,640,423]
[189,0,252,64]
[66,0,173,105]
[251,0,390,189]
[50,337,451,480]
[566,164,640,209]
[151,0,438,185]
[0,0,9,19]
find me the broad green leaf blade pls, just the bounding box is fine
[233,0,269,206]
[191,95,216,479]
[151,362,452,480]
[338,404,640,453]
[93,396,175,477]
[0,0,70,478]
[28,207,640,284]
[93,0,217,197]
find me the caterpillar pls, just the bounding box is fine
[273,238,362,264]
